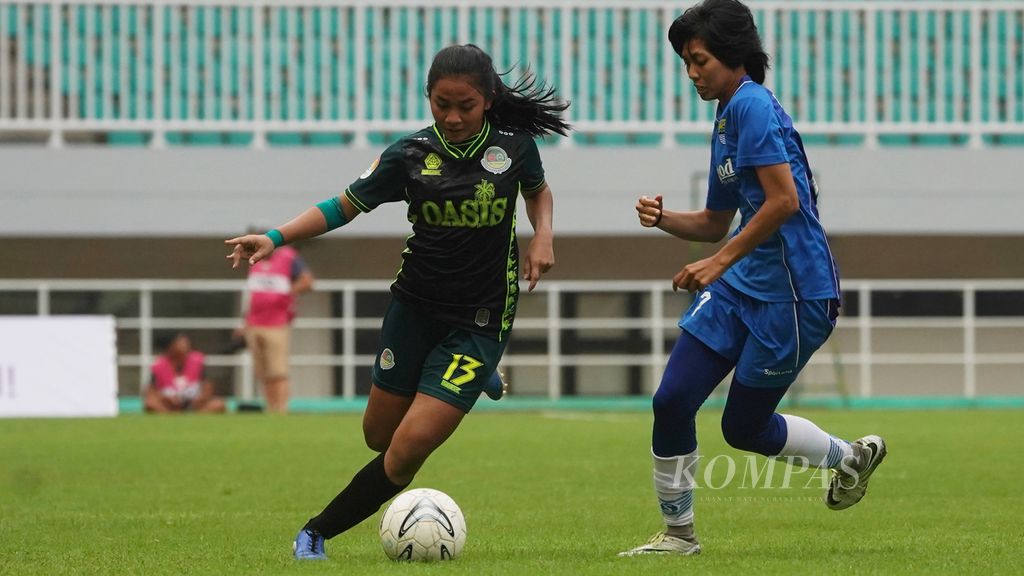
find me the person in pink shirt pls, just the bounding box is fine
[145,332,226,413]
[242,224,315,413]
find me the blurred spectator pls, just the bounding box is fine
[241,223,315,413]
[145,332,226,414]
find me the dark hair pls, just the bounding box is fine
[668,0,770,84]
[154,331,187,352]
[425,44,570,138]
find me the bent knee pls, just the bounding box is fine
[721,426,755,452]
[720,419,773,455]
[362,425,392,453]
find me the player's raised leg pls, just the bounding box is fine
[721,295,887,512]
[769,413,886,510]
[720,381,887,511]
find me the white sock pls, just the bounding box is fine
[652,448,698,527]
[775,414,853,469]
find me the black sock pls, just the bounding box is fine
[304,453,408,539]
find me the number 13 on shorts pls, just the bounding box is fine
[441,354,483,391]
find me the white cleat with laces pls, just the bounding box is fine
[618,532,701,557]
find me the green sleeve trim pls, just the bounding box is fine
[316,196,349,230]
[343,188,371,213]
[521,179,547,196]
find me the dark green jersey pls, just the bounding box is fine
[345,121,547,341]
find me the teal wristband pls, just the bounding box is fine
[265,229,285,247]
[316,197,349,231]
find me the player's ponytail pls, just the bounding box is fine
[426,44,570,138]
[487,68,570,138]
[743,52,769,85]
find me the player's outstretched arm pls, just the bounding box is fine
[225,195,361,268]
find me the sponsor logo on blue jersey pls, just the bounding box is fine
[716,157,737,184]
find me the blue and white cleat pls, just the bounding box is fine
[482,370,508,401]
[293,528,327,560]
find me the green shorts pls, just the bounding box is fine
[372,298,507,413]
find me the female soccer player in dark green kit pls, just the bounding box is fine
[226,44,569,560]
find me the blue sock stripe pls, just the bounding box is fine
[679,491,693,507]
[659,491,694,518]
[825,438,843,468]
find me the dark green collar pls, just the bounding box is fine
[433,121,491,159]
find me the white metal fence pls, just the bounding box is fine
[1,278,1022,400]
[0,1,1022,148]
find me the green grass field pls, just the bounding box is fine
[2,409,1022,575]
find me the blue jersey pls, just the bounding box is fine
[706,77,840,302]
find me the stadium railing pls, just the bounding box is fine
[1,278,1022,401]
[0,1,1022,148]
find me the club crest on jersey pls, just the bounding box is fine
[380,348,396,370]
[360,157,380,179]
[718,118,727,145]
[422,152,443,176]
[481,146,511,174]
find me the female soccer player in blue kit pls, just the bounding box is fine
[620,0,886,556]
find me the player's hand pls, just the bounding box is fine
[523,234,554,292]
[225,234,275,268]
[636,195,664,228]
[672,255,727,293]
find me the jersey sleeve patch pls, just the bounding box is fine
[359,157,380,179]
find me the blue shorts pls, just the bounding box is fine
[678,280,839,387]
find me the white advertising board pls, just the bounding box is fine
[0,316,118,417]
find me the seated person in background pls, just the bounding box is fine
[145,332,226,414]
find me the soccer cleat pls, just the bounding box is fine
[826,435,887,511]
[482,370,508,401]
[293,528,327,560]
[617,532,701,557]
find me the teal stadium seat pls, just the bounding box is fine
[267,133,304,146]
[5,4,1022,147]
[189,133,223,146]
[225,133,254,147]
[309,133,349,146]
[367,133,393,146]
[108,132,148,146]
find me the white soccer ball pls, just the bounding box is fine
[379,488,467,561]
